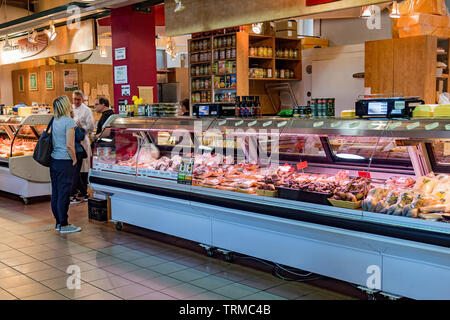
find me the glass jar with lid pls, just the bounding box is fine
[267,47,273,57]
[257,47,264,57]
[289,49,294,59]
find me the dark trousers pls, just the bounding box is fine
[50,158,75,226]
[71,153,87,197]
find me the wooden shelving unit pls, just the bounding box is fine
[189,30,302,113]
[437,38,450,101]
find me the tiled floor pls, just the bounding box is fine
[0,194,360,300]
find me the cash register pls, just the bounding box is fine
[355,96,424,119]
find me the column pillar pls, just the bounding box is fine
[111,5,157,112]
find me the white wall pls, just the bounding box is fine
[314,11,393,46]
[293,44,365,115]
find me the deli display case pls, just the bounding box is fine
[0,114,53,203]
[89,116,450,299]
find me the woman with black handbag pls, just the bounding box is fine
[50,96,82,234]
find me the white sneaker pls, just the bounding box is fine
[60,225,82,234]
[70,197,81,205]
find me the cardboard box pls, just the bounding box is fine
[275,30,297,39]
[300,37,329,46]
[394,13,450,38]
[244,22,275,36]
[276,20,297,31]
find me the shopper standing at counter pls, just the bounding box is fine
[72,90,94,202]
[50,96,82,234]
[178,99,190,116]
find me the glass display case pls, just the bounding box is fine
[91,116,450,233]
[89,116,450,299]
[0,114,53,203]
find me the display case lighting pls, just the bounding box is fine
[336,153,366,160]
[2,34,12,51]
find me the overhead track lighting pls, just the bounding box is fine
[174,0,185,12]
[3,35,12,51]
[360,5,373,18]
[99,46,108,58]
[28,29,38,44]
[390,1,401,19]
[45,22,57,41]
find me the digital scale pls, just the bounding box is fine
[192,103,236,118]
[355,96,424,119]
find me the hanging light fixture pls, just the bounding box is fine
[28,30,38,44]
[390,1,401,19]
[45,22,57,41]
[166,37,177,60]
[99,46,108,58]
[360,5,373,18]
[3,35,12,51]
[174,0,185,12]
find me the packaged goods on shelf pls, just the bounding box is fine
[275,30,297,39]
[275,20,297,32]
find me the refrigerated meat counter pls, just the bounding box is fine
[0,114,52,203]
[89,116,450,299]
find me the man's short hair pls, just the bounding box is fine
[98,97,110,108]
[72,90,84,99]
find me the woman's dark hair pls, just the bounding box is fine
[98,97,110,108]
[181,99,189,109]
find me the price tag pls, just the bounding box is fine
[218,120,227,126]
[349,121,360,128]
[389,122,402,130]
[331,121,342,128]
[248,120,257,127]
[277,121,288,128]
[407,122,420,130]
[297,161,308,170]
[446,124,450,131]
[358,171,371,179]
[313,121,324,128]
[263,121,272,127]
[235,120,243,126]
[425,122,439,130]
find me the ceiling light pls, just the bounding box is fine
[28,30,38,44]
[336,153,366,160]
[360,6,373,18]
[174,0,185,12]
[3,35,12,51]
[45,22,57,41]
[99,46,108,58]
[390,1,400,19]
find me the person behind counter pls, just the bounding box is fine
[178,99,190,116]
[94,97,115,138]
[50,96,82,234]
[72,90,94,202]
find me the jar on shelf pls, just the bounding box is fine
[231,48,236,58]
[268,47,273,57]
[220,49,226,60]
[275,69,280,78]
[267,68,272,78]
[258,47,264,57]
[226,48,231,59]
[227,36,232,47]
[213,38,218,48]
[263,68,267,78]
[293,49,299,59]
[232,35,236,47]
[249,47,256,56]
[218,37,222,48]
[212,61,218,74]
[280,69,285,78]
[290,70,295,79]
[263,46,268,57]
[213,50,219,60]
[203,39,208,50]
[195,66,200,76]
[200,65,204,75]
[205,79,209,89]
[283,48,288,58]
[232,62,236,74]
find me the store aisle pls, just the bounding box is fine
[0,195,357,300]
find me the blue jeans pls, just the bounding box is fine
[50,158,75,226]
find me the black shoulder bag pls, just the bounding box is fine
[33,117,54,167]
